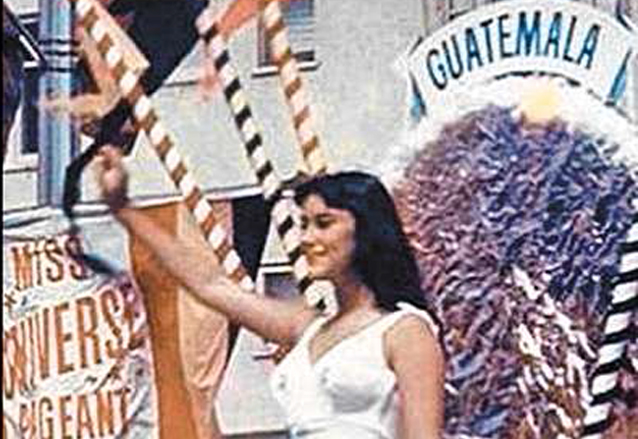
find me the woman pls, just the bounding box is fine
[94,146,445,439]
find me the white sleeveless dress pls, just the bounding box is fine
[270,302,439,439]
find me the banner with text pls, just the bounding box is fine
[407,0,638,116]
[2,209,158,439]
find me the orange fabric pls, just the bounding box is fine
[130,201,229,439]
[130,202,198,438]
[218,0,261,39]
[176,201,233,439]
[217,0,298,38]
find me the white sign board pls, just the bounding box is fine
[407,0,638,115]
[3,210,158,438]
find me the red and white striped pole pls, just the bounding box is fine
[74,0,254,292]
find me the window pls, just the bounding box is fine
[21,15,41,156]
[448,0,476,21]
[22,60,40,155]
[4,12,42,168]
[257,0,316,71]
[259,264,298,299]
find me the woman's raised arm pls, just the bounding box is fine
[93,146,316,344]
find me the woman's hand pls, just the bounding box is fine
[93,145,130,211]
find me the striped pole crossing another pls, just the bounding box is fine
[74,0,254,293]
[582,214,638,438]
[261,0,327,176]
[197,14,279,200]
[196,16,327,308]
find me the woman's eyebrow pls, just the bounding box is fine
[301,211,336,223]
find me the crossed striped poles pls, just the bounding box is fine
[73,0,254,293]
[582,215,638,438]
[260,0,327,176]
[196,15,327,309]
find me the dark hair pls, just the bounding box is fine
[294,171,430,313]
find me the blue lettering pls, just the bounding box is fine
[443,35,464,80]
[426,48,448,90]
[516,11,541,56]
[563,15,578,62]
[498,13,513,59]
[420,10,603,92]
[465,27,483,71]
[544,12,562,58]
[480,18,495,63]
[577,24,600,69]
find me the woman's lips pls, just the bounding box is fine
[304,246,327,261]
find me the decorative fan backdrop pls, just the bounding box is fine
[388,77,637,438]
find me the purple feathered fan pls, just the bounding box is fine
[387,78,638,439]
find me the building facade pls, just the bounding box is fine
[3,0,637,437]
[4,0,636,212]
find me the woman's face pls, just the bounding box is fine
[300,194,357,282]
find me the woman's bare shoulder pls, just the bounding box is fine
[387,313,439,344]
[384,312,444,368]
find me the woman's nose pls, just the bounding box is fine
[300,225,316,247]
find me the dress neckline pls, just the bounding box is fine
[305,311,394,368]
